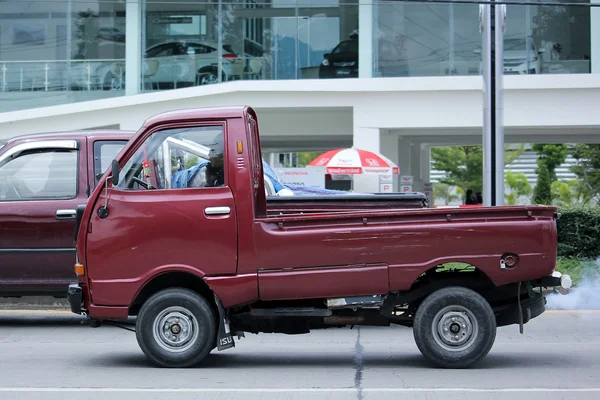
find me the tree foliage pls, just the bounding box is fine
[569,144,600,204]
[431,144,526,196]
[296,152,323,167]
[532,144,568,204]
[505,171,532,205]
[533,166,553,205]
[532,144,568,181]
[431,146,483,193]
[551,180,588,206]
[556,205,600,259]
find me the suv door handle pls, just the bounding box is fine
[56,209,77,220]
[204,206,231,216]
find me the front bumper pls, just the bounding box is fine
[67,283,83,315]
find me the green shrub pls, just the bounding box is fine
[556,205,600,259]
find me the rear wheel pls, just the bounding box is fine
[136,288,216,368]
[413,286,496,368]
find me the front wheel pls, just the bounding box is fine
[413,286,496,368]
[136,288,216,368]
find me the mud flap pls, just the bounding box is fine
[214,294,235,351]
[517,282,524,334]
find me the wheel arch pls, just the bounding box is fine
[392,262,498,311]
[129,271,216,316]
[411,262,496,291]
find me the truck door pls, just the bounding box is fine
[0,138,88,296]
[84,124,238,306]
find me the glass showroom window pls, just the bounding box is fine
[140,0,357,89]
[0,1,126,112]
[372,0,592,77]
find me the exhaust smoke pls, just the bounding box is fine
[545,258,600,310]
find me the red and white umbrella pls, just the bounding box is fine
[308,148,399,175]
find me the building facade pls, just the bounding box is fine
[1,0,599,194]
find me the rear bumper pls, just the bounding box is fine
[493,271,573,327]
[494,291,547,327]
[67,283,83,315]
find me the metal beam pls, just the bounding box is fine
[480,2,506,206]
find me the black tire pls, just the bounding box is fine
[413,286,496,369]
[135,288,216,368]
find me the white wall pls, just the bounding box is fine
[1,74,600,141]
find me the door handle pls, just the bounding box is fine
[56,209,77,220]
[204,206,231,216]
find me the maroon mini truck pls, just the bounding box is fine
[69,106,572,369]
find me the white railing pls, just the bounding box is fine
[0,59,125,93]
[1,55,269,94]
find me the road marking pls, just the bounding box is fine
[0,388,599,393]
[544,310,600,315]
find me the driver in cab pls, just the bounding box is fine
[204,135,224,187]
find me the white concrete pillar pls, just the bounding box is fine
[352,125,401,192]
[397,137,412,178]
[407,143,431,193]
[380,130,399,191]
[358,0,373,78]
[592,0,600,73]
[421,144,431,185]
[352,125,380,193]
[126,0,142,96]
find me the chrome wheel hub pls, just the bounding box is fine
[153,306,199,353]
[431,305,478,352]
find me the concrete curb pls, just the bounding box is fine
[0,297,69,310]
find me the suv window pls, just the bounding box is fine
[0,150,78,201]
[115,125,225,190]
[332,39,358,54]
[93,140,127,185]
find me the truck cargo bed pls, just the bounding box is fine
[266,193,428,214]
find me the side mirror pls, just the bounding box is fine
[324,53,330,58]
[98,159,119,220]
[111,159,120,186]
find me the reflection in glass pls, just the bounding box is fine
[373,0,591,77]
[0,0,126,112]
[0,0,595,114]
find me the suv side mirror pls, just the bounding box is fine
[111,159,120,186]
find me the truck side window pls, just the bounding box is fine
[0,150,78,201]
[93,140,127,186]
[115,125,225,190]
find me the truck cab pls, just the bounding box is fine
[70,106,571,370]
[0,130,132,297]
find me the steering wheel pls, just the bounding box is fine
[131,177,150,189]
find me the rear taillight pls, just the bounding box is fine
[223,53,237,63]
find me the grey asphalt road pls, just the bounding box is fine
[0,310,599,400]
